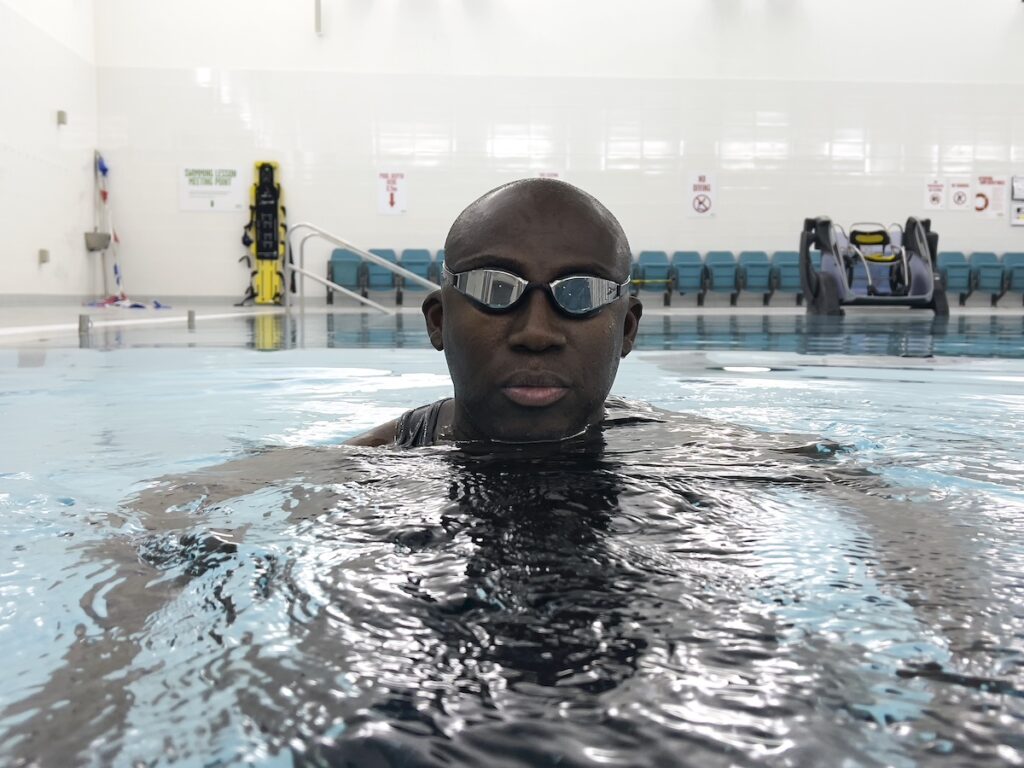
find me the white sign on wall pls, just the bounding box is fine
[377,171,407,215]
[1011,204,1024,228]
[687,172,716,218]
[974,175,1007,218]
[537,170,562,180]
[924,178,946,210]
[947,178,972,211]
[179,166,247,212]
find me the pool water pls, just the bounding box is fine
[0,315,1022,766]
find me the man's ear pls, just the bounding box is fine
[422,290,445,351]
[620,297,642,357]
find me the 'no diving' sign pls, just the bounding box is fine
[688,173,716,218]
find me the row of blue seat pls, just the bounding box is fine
[327,248,446,304]
[326,248,809,306]
[935,252,1024,306]
[635,249,1024,307]
[326,247,1024,307]
[631,250,817,306]
[326,248,819,306]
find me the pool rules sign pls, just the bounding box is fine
[688,173,716,218]
[377,171,407,215]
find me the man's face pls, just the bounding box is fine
[423,188,642,442]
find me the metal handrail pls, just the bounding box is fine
[290,262,393,314]
[286,222,439,314]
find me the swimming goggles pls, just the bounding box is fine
[442,265,630,317]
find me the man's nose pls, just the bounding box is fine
[506,288,567,352]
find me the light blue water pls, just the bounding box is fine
[1,321,1022,766]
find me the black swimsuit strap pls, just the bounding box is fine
[394,398,450,447]
[393,397,661,447]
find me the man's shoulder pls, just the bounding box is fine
[345,419,400,446]
[345,398,452,447]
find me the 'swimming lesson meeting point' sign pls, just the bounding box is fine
[179,166,247,212]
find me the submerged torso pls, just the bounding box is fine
[3,402,1012,767]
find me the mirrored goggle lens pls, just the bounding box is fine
[458,269,524,309]
[448,268,625,315]
[551,276,610,314]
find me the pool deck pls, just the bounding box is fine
[0,293,1021,347]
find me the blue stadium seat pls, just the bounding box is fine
[399,249,434,291]
[969,252,1003,305]
[632,251,673,303]
[327,248,367,303]
[937,252,970,306]
[738,251,771,305]
[771,251,802,305]
[430,249,446,283]
[1003,253,1024,305]
[704,251,740,305]
[670,251,706,306]
[367,248,398,291]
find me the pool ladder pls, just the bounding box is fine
[286,223,439,315]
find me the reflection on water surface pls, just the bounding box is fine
[2,404,1021,766]
[314,312,1024,359]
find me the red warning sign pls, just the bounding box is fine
[377,171,407,215]
[974,175,1007,218]
[924,178,945,210]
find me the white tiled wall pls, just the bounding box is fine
[98,70,1024,298]
[2,1,99,298]
[7,0,1024,298]
[94,0,1024,85]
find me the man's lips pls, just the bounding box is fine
[500,372,570,408]
[502,386,568,407]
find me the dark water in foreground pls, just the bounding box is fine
[2,402,1021,767]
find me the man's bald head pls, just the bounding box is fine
[443,178,632,279]
[421,177,642,443]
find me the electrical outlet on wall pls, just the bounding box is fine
[38,248,50,264]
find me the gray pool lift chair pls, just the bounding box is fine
[799,216,948,316]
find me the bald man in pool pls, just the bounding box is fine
[348,178,644,446]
